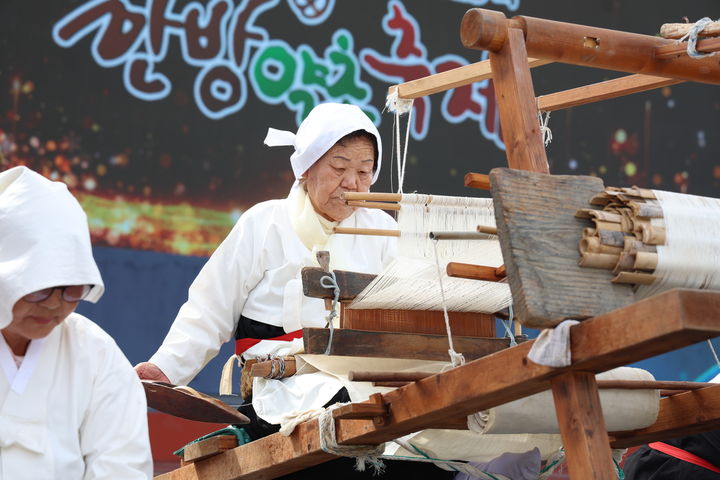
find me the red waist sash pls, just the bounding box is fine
[235,330,303,355]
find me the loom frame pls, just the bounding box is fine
[157,9,720,480]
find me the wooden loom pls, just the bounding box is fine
[156,10,720,480]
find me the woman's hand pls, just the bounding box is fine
[134,362,171,384]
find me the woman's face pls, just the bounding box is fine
[303,136,375,222]
[3,289,78,354]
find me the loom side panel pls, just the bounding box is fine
[490,168,635,327]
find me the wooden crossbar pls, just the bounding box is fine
[538,74,684,112]
[388,57,550,99]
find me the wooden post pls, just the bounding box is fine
[551,371,616,480]
[489,28,550,173]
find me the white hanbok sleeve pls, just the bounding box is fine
[80,339,152,479]
[149,209,265,385]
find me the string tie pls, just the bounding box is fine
[678,17,718,58]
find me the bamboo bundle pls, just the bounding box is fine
[577,186,662,285]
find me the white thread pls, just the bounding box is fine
[538,110,552,146]
[318,407,386,473]
[385,88,414,193]
[432,238,465,367]
[351,195,512,313]
[678,17,718,58]
[635,190,720,299]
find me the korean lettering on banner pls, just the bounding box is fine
[53,0,515,149]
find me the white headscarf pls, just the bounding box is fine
[264,103,383,184]
[0,167,104,329]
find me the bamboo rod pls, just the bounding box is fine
[612,271,656,285]
[342,192,402,202]
[579,252,620,269]
[634,252,658,271]
[477,225,498,235]
[537,74,682,112]
[429,231,496,240]
[333,227,400,237]
[347,200,401,211]
[388,57,551,99]
[661,21,720,39]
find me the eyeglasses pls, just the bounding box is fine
[22,285,93,303]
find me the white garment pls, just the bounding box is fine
[0,313,152,479]
[149,194,397,385]
[0,166,104,329]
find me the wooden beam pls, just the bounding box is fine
[551,372,615,479]
[611,384,720,448]
[655,37,720,59]
[537,74,684,112]
[182,436,238,464]
[490,168,638,327]
[158,289,720,479]
[447,262,505,282]
[490,28,549,173]
[249,358,297,378]
[388,57,550,99]
[303,327,508,361]
[461,9,720,85]
[661,21,720,39]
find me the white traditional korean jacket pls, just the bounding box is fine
[150,195,397,386]
[0,313,152,479]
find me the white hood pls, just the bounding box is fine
[0,167,104,328]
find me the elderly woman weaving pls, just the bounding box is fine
[135,102,396,398]
[0,166,152,479]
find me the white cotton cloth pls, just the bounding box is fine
[0,313,152,479]
[0,166,104,329]
[527,320,580,367]
[149,193,397,386]
[264,102,382,184]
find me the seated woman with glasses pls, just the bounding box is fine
[0,166,152,479]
